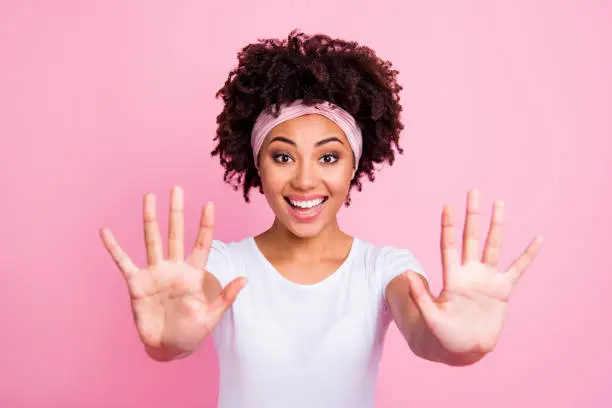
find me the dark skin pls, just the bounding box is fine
[100,116,543,365]
[385,191,543,365]
[98,114,356,361]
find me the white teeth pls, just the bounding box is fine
[290,198,324,209]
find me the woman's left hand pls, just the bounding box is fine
[406,189,544,358]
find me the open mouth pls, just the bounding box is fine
[284,196,328,210]
[283,195,329,222]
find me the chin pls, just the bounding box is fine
[285,220,328,238]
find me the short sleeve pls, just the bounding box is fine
[204,240,233,288]
[376,246,429,296]
[186,240,232,288]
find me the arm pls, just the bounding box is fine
[385,271,486,366]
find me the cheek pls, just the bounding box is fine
[324,169,353,196]
[260,170,287,196]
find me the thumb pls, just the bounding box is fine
[209,277,247,319]
[406,272,440,328]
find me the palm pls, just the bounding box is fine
[409,189,543,355]
[425,262,512,354]
[128,261,208,350]
[100,187,245,353]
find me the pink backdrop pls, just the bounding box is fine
[1,1,611,407]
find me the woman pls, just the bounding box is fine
[100,31,543,408]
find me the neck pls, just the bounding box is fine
[257,218,350,261]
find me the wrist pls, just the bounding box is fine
[144,343,193,362]
[410,319,487,367]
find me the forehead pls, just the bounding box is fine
[266,114,349,145]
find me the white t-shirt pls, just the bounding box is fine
[204,237,427,408]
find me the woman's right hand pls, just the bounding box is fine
[100,186,246,359]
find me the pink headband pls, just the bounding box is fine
[251,99,363,170]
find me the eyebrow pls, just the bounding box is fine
[268,136,345,147]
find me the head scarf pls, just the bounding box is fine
[251,99,363,170]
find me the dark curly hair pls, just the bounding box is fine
[211,29,405,205]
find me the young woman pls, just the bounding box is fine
[100,31,543,408]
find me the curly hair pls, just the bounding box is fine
[211,29,405,205]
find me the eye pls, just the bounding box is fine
[319,153,339,164]
[272,153,293,164]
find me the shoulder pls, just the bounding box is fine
[202,237,254,286]
[354,238,421,269]
[208,237,253,258]
[354,238,428,287]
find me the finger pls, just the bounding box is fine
[441,204,460,281]
[462,188,481,264]
[482,200,505,267]
[143,193,164,266]
[168,186,185,261]
[100,228,139,279]
[505,236,544,284]
[189,202,214,271]
[209,277,248,317]
[407,273,441,329]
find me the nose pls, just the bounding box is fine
[291,160,317,191]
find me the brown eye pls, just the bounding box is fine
[319,153,339,164]
[272,153,293,164]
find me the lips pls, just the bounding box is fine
[283,194,328,222]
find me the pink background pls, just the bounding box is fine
[1,1,611,407]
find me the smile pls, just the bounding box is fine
[286,197,327,209]
[283,196,328,222]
